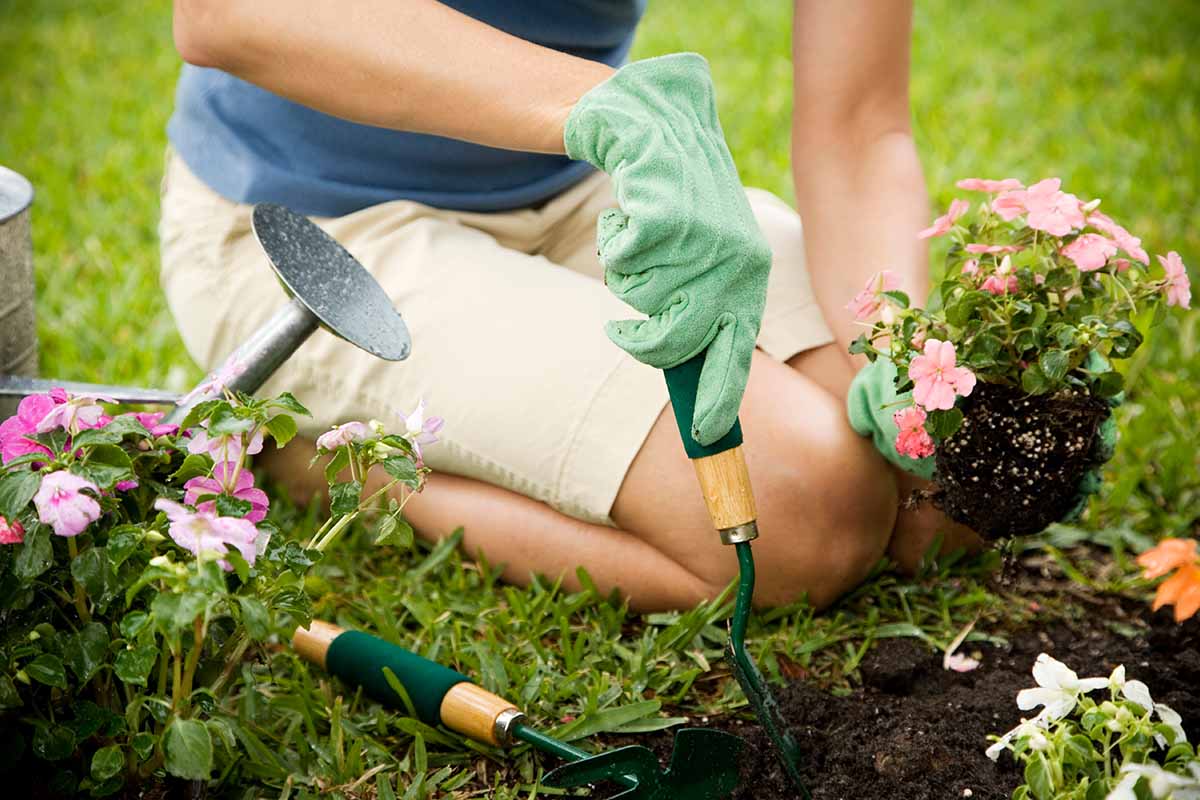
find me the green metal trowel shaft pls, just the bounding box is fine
[511,722,639,790]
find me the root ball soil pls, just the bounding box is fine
[933,384,1111,539]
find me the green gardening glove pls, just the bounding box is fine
[564,53,770,446]
[846,358,1120,523]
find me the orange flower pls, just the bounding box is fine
[1137,538,1200,622]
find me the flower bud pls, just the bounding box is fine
[15,670,29,685]
[149,554,172,567]
[1082,198,1102,212]
[145,530,166,543]
[1028,731,1050,751]
[27,630,40,641]
[369,419,387,436]
[1107,719,1123,732]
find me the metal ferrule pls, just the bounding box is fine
[719,522,759,545]
[492,708,526,747]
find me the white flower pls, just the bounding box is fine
[1155,703,1187,748]
[1108,763,1200,800]
[1109,664,1188,747]
[1017,653,1109,721]
[315,421,371,451]
[985,716,1050,762]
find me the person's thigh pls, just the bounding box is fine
[159,155,670,526]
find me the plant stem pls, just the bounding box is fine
[66,538,91,623]
[179,616,206,710]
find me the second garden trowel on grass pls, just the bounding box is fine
[292,621,744,799]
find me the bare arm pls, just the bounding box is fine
[791,0,929,371]
[172,0,613,154]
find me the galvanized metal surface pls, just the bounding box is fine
[0,165,36,420]
[0,375,181,405]
[251,203,410,362]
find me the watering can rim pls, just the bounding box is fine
[0,165,33,224]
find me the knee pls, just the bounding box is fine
[754,413,900,609]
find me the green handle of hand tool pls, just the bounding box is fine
[325,630,470,727]
[664,351,744,460]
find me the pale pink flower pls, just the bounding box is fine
[945,653,981,673]
[1023,178,1085,236]
[917,199,970,240]
[0,393,58,463]
[178,355,249,407]
[1159,251,1192,309]
[184,462,269,523]
[892,406,935,459]
[1113,258,1131,273]
[1087,212,1148,265]
[186,422,264,465]
[908,339,977,411]
[964,243,1022,254]
[991,189,1027,221]
[845,270,902,320]
[155,498,263,570]
[910,329,928,349]
[315,421,372,452]
[1061,233,1118,272]
[115,480,139,492]
[130,412,179,437]
[961,259,980,278]
[34,471,102,537]
[956,178,1023,193]
[982,274,1019,295]
[35,392,114,436]
[0,516,24,545]
[400,399,444,462]
[1034,273,1047,285]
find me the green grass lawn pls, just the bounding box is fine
[1,1,1197,796]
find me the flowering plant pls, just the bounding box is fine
[847,178,1191,536]
[1137,539,1200,623]
[986,653,1198,800]
[0,380,432,794]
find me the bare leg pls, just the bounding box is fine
[260,350,899,611]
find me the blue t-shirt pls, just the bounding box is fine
[167,1,647,217]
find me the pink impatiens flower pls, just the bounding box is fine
[845,270,902,321]
[1159,251,1192,309]
[1087,212,1149,265]
[964,243,1023,255]
[956,178,1023,193]
[908,339,977,411]
[981,255,1019,295]
[184,463,269,523]
[315,421,372,452]
[187,422,264,465]
[34,471,102,538]
[154,498,263,570]
[0,516,24,545]
[178,355,249,407]
[961,259,980,278]
[0,393,58,463]
[1023,178,1085,236]
[35,392,113,436]
[400,399,444,462]
[130,412,179,437]
[991,189,1027,221]
[893,406,935,459]
[917,198,970,240]
[1061,233,1118,272]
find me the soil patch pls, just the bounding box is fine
[708,604,1199,799]
[933,384,1110,539]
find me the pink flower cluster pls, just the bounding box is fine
[893,406,935,459]
[34,471,102,538]
[187,422,264,465]
[845,270,902,322]
[155,498,265,571]
[0,516,24,544]
[184,462,269,523]
[889,340,977,461]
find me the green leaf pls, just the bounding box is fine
[163,718,213,781]
[946,290,990,328]
[77,444,134,490]
[0,675,22,709]
[0,469,42,519]
[848,333,872,356]
[215,494,252,518]
[178,399,222,432]
[323,446,350,483]
[1024,753,1055,800]
[374,515,414,548]
[118,611,151,640]
[31,724,75,761]
[72,548,118,608]
[114,645,158,686]
[105,527,144,567]
[267,392,311,416]
[925,408,964,439]
[236,596,270,640]
[15,523,53,580]
[170,454,212,483]
[91,745,124,782]
[882,290,910,309]
[63,622,110,683]
[1093,370,1124,398]
[207,405,255,436]
[383,457,420,490]
[131,733,156,761]
[264,413,297,448]
[329,481,362,517]
[26,654,68,689]
[1021,364,1052,395]
[1039,349,1071,382]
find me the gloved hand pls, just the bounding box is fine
[564,53,770,446]
[846,357,1120,523]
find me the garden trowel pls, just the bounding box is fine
[293,621,744,799]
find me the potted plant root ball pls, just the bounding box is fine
[846,177,1192,539]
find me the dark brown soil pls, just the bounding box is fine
[933,383,1111,538]
[708,604,1200,800]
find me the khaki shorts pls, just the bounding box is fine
[159,152,833,525]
